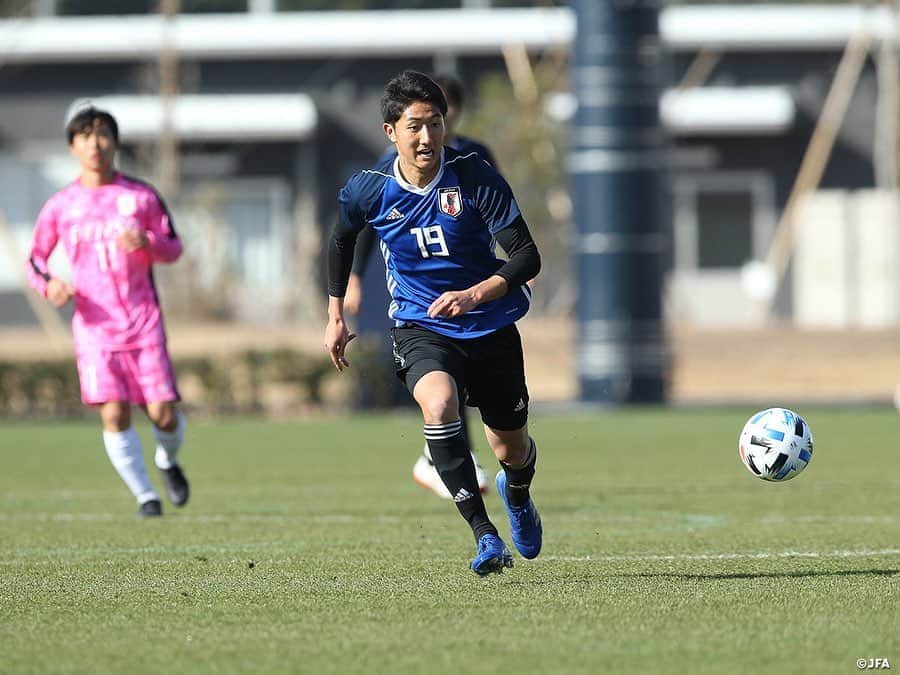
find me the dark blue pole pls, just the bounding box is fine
[570,0,668,403]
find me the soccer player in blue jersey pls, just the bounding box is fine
[324,70,542,576]
[343,74,497,501]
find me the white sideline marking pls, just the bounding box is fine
[3,512,900,525]
[4,549,900,569]
[542,549,900,562]
[0,512,411,524]
[759,515,900,524]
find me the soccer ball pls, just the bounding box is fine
[738,408,813,481]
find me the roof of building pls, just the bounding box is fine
[1,5,896,64]
[74,94,317,141]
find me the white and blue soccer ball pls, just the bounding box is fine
[738,408,813,481]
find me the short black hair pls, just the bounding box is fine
[432,74,465,110]
[65,106,119,145]
[380,70,448,124]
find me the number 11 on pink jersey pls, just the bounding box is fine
[94,241,118,271]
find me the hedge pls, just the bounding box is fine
[0,341,401,418]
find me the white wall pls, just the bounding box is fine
[794,189,900,328]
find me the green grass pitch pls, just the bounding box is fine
[1,408,898,674]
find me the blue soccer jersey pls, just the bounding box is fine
[338,147,532,338]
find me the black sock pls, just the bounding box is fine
[423,406,474,461]
[425,420,497,541]
[501,437,537,507]
[459,405,473,453]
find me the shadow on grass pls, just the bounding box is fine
[620,568,899,580]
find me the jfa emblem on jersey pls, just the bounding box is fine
[438,187,463,217]
[116,194,137,217]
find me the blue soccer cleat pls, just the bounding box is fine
[496,470,542,559]
[471,533,514,576]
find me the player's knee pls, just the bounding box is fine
[418,396,459,424]
[100,403,131,432]
[148,403,177,431]
[412,371,460,423]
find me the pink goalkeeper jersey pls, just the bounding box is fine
[27,173,182,351]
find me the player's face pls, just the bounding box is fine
[384,101,445,184]
[69,119,117,174]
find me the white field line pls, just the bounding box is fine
[758,515,900,524]
[0,513,411,523]
[541,549,900,562]
[4,549,900,568]
[1,534,899,568]
[2,512,900,524]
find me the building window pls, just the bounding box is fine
[673,171,776,271]
[696,191,754,268]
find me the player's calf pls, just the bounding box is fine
[152,409,189,506]
[496,438,542,559]
[103,426,160,510]
[413,443,489,499]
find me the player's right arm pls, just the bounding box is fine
[325,224,356,371]
[26,197,75,308]
[324,177,370,371]
[343,223,378,315]
[343,152,395,316]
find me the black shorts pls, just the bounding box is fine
[390,323,529,431]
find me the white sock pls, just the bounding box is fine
[102,427,158,504]
[152,409,185,470]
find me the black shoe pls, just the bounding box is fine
[138,499,162,518]
[159,464,189,507]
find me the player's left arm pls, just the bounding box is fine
[120,191,183,262]
[427,216,540,318]
[428,162,540,319]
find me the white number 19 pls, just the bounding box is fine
[409,225,449,258]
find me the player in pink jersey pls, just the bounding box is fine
[26,105,189,518]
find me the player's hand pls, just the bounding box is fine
[428,290,477,319]
[324,318,357,372]
[343,274,363,316]
[45,277,75,308]
[116,229,148,252]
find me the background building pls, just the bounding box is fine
[2,1,900,404]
